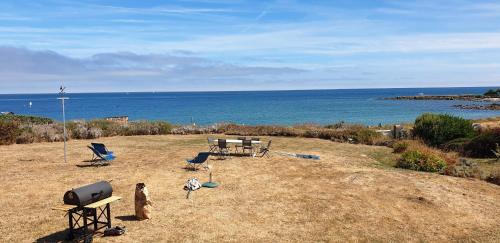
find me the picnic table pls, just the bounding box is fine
[212,139,261,157]
[213,139,261,144]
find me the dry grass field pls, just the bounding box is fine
[475,116,500,129]
[0,135,499,242]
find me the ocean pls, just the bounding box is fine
[0,87,499,125]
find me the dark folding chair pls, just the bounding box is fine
[87,146,115,165]
[258,140,272,158]
[242,139,254,155]
[235,137,247,153]
[207,137,217,153]
[217,139,230,158]
[186,152,211,171]
[250,137,261,154]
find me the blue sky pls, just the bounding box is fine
[1,0,499,93]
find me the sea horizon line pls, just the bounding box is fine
[0,85,498,95]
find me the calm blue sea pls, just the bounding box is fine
[0,87,499,125]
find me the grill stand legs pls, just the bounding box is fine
[66,203,113,240]
[106,204,112,228]
[93,208,98,232]
[68,211,74,240]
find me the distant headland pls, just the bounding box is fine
[385,88,499,100]
[384,88,500,110]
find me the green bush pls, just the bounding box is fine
[87,120,123,137]
[16,127,35,144]
[396,150,447,172]
[0,114,53,125]
[441,137,471,153]
[0,120,21,145]
[413,113,476,146]
[393,141,409,153]
[219,124,302,137]
[463,129,500,158]
[30,124,65,142]
[354,129,382,145]
[217,123,386,145]
[125,121,173,136]
[70,120,173,138]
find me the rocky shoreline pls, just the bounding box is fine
[453,103,500,110]
[384,95,500,101]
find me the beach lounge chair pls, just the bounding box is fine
[91,143,114,156]
[88,146,116,165]
[258,140,272,158]
[186,152,211,170]
[217,139,231,158]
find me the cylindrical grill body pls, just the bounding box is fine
[64,181,113,207]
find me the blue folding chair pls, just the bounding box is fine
[186,152,211,171]
[91,143,114,156]
[88,145,116,165]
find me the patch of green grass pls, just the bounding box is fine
[366,148,400,168]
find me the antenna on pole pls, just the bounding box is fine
[57,85,69,163]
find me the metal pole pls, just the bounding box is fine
[62,97,67,163]
[58,86,68,163]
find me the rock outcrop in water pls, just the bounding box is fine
[384,94,499,101]
[453,103,500,110]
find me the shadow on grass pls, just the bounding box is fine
[115,215,139,221]
[35,229,70,243]
[76,160,111,168]
[182,166,204,172]
[210,152,256,159]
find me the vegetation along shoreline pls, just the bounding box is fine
[1,113,499,187]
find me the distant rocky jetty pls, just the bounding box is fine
[384,94,499,101]
[453,103,500,111]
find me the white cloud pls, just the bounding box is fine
[0,46,306,92]
[0,45,499,93]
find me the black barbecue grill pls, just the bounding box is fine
[64,181,113,207]
[53,181,121,240]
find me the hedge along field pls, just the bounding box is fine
[0,115,174,145]
[1,114,498,159]
[1,113,499,185]
[1,114,498,162]
[0,114,391,146]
